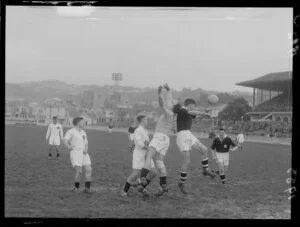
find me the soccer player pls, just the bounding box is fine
[63,117,92,193]
[46,116,64,159]
[174,99,216,194]
[128,121,138,152]
[137,84,176,197]
[236,132,244,151]
[108,121,113,134]
[122,113,156,197]
[210,128,239,184]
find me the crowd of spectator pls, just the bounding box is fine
[225,120,292,138]
[254,93,292,112]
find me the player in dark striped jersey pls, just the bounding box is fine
[174,99,216,194]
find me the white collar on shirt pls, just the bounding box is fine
[217,135,227,142]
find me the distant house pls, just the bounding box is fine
[28,102,46,122]
[15,105,30,119]
[67,109,82,126]
[44,98,68,124]
[80,113,97,125]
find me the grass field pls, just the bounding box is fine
[5,124,291,218]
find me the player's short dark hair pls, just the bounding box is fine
[184,98,196,106]
[136,115,146,123]
[219,127,225,132]
[73,117,83,126]
[172,103,182,114]
[53,116,57,120]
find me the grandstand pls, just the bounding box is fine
[236,71,292,123]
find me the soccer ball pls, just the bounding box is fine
[208,94,219,105]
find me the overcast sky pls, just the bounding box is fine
[6,7,292,92]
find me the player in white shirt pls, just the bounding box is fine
[63,117,92,193]
[128,121,138,152]
[137,84,177,197]
[122,113,156,197]
[45,116,64,159]
[236,133,244,150]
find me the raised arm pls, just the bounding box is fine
[158,84,173,116]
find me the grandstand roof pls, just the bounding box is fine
[236,71,292,92]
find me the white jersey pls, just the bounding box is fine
[133,125,149,150]
[46,123,63,140]
[64,128,88,151]
[236,133,245,144]
[155,90,174,135]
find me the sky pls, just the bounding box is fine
[6,7,293,92]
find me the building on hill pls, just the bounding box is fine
[44,98,68,124]
[80,112,98,125]
[236,71,292,123]
[81,90,94,110]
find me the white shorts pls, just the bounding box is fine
[49,136,60,146]
[149,133,170,156]
[176,130,199,152]
[70,149,91,168]
[132,148,155,170]
[215,152,229,166]
[109,128,112,133]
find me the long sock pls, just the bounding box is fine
[160,176,167,187]
[140,168,150,178]
[74,182,80,189]
[57,152,60,158]
[85,181,91,189]
[123,181,131,193]
[144,178,151,187]
[179,172,188,184]
[220,174,226,184]
[202,158,209,171]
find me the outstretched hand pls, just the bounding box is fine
[164,83,170,91]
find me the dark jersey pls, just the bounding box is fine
[128,125,137,134]
[176,107,196,132]
[109,124,113,129]
[211,136,236,153]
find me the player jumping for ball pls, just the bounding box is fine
[122,113,156,197]
[46,116,64,159]
[137,83,177,197]
[210,128,239,184]
[63,117,93,193]
[174,98,216,194]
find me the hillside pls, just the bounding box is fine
[5,80,254,106]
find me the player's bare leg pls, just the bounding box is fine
[54,145,60,159]
[154,153,168,197]
[122,169,140,196]
[191,141,215,179]
[48,145,53,159]
[139,146,157,187]
[178,150,190,194]
[73,166,82,192]
[217,161,226,184]
[83,164,92,193]
[139,168,157,198]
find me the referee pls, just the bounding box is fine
[210,128,239,184]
